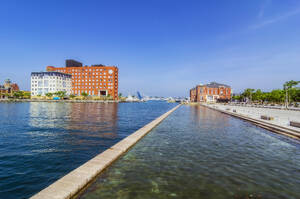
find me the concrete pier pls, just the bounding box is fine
[30,104,181,199]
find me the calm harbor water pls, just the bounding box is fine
[79,105,300,199]
[0,101,176,199]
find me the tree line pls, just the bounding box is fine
[232,80,300,105]
[0,91,31,99]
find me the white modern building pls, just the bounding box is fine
[31,72,72,96]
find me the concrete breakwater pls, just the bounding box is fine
[202,104,300,140]
[30,104,181,199]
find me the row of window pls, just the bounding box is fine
[74,82,113,85]
[32,81,70,87]
[199,89,230,95]
[62,72,110,76]
[32,80,71,84]
[57,68,113,72]
[71,75,113,79]
[74,86,114,89]
[31,76,70,80]
[31,88,70,92]
[31,84,70,87]
[73,78,113,82]
[72,90,116,95]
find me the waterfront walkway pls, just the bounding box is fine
[77,105,300,199]
[205,104,300,134]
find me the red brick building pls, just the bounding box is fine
[46,60,118,100]
[0,79,20,98]
[190,82,231,103]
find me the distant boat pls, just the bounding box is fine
[126,95,140,102]
[167,97,176,103]
[137,91,142,100]
[136,91,148,102]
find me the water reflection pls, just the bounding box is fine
[0,101,176,199]
[190,105,230,129]
[67,103,118,139]
[29,102,72,128]
[29,102,119,139]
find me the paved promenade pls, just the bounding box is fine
[206,104,300,133]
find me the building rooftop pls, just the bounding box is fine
[202,82,230,88]
[31,71,72,78]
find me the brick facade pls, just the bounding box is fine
[190,82,231,103]
[47,64,118,100]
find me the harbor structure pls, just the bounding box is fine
[30,72,72,96]
[190,82,231,103]
[46,60,119,100]
[0,79,19,98]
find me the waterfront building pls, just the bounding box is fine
[46,59,119,100]
[190,82,231,103]
[0,79,19,98]
[31,72,72,96]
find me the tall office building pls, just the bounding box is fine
[46,60,119,100]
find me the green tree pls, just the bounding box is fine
[252,89,263,102]
[261,92,270,103]
[45,93,53,98]
[242,88,255,102]
[290,88,300,102]
[4,93,11,98]
[69,94,76,99]
[269,89,285,103]
[23,92,31,99]
[54,91,66,98]
[232,95,242,101]
[81,92,88,99]
[13,91,24,99]
[284,80,299,107]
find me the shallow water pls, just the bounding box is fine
[0,101,176,199]
[79,105,300,199]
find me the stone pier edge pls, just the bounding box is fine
[201,104,300,140]
[30,104,181,199]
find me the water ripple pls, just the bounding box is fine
[0,101,176,199]
[79,105,300,199]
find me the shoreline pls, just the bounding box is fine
[30,104,181,199]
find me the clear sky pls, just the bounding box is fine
[0,0,300,97]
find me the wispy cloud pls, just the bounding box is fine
[250,8,300,30]
[258,0,272,18]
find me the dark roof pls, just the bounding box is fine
[31,71,72,78]
[66,59,83,67]
[204,82,230,88]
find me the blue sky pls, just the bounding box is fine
[0,0,300,96]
